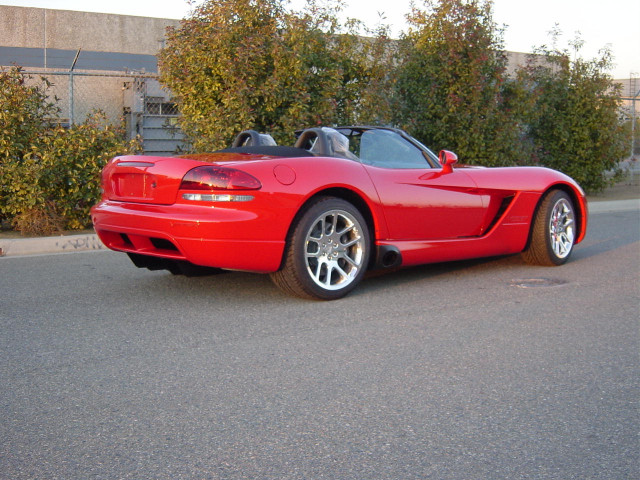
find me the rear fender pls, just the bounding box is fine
[278,186,382,271]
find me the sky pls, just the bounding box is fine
[1,0,638,79]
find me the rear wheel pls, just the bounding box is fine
[270,197,370,300]
[522,189,576,266]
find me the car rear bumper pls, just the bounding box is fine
[91,200,285,273]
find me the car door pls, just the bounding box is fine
[357,130,486,241]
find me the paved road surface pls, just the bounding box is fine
[1,209,638,479]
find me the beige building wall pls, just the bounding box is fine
[2,5,547,75]
[0,5,178,55]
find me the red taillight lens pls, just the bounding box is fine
[180,166,261,190]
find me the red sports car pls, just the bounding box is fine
[91,126,587,299]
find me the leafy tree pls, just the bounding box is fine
[159,0,384,150]
[520,35,629,191]
[393,0,528,166]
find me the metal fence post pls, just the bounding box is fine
[69,71,74,125]
[68,49,81,125]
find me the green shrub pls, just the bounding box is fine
[0,67,139,234]
[159,0,388,150]
[393,0,529,166]
[0,156,45,219]
[520,36,629,192]
[0,67,58,163]
[38,112,140,230]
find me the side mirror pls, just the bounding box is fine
[438,150,458,172]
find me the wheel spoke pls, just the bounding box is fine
[318,266,330,287]
[319,216,329,237]
[560,232,573,252]
[341,235,361,248]
[340,251,359,267]
[312,259,329,285]
[336,224,352,236]
[309,222,323,241]
[330,214,339,235]
[332,263,349,281]
[310,259,322,280]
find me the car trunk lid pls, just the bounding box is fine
[104,154,265,205]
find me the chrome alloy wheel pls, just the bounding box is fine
[549,198,575,259]
[304,209,366,291]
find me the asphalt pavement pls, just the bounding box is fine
[1,205,638,479]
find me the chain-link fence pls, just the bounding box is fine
[22,70,184,155]
[20,69,639,159]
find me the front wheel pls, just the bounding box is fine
[522,189,576,266]
[270,197,370,300]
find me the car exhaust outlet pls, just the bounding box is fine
[375,245,402,269]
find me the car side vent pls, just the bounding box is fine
[486,195,515,233]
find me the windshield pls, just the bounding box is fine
[336,128,439,169]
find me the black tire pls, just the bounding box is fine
[522,189,576,266]
[270,197,370,300]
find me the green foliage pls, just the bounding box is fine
[0,156,45,218]
[0,67,139,234]
[352,23,397,126]
[0,66,59,162]
[38,113,140,230]
[393,0,528,166]
[159,0,283,149]
[159,0,387,150]
[520,35,629,192]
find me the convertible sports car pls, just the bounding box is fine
[91,126,587,300]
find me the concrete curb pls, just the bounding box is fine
[588,199,640,213]
[0,233,104,257]
[0,198,638,258]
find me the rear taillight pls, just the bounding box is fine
[180,166,261,191]
[100,168,109,197]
